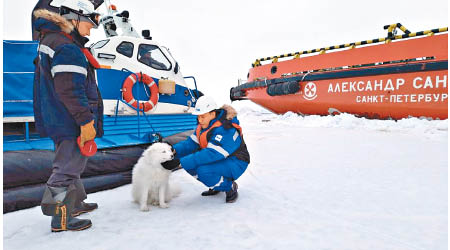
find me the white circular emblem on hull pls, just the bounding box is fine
[303,82,317,100]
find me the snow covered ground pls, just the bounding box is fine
[3,103,448,250]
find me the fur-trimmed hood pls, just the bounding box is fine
[33,9,74,34]
[220,105,237,120]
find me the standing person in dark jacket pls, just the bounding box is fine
[33,0,103,232]
[161,96,250,203]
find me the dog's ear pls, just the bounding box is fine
[145,143,158,155]
[162,142,175,153]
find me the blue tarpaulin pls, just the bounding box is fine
[3,40,38,118]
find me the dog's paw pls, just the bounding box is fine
[159,203,170,209]
[140,205,150,212]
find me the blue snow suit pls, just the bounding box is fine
[173,105,250,191]
[33,9,103,144]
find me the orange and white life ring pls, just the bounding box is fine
[122,72,159,112]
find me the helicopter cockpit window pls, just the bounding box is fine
[116,41,134,58]
[137,44,172,71]
[91,39,110,49]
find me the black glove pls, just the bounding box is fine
[161,158,180,170]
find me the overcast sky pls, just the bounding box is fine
[2,0,448,105]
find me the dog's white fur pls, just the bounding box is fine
[132,142,178,211]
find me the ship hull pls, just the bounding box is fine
[232,33,448,119]
[246,67,447,119]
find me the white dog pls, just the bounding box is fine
[132,142,178,211]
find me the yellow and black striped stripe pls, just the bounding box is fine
[252,24,448,67]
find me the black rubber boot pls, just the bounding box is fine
[72,202,98,217]
[41,185,92,232]
[225,182,238,203]
[201,188,220,196]
[72,179,98,217]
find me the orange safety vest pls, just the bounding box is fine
[196,120,243,149]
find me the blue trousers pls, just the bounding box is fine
[185,157,248,192]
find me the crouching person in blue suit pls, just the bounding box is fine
[161,96,250,203]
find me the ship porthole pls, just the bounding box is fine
[184,89,189,96]
[271,66,277,74]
